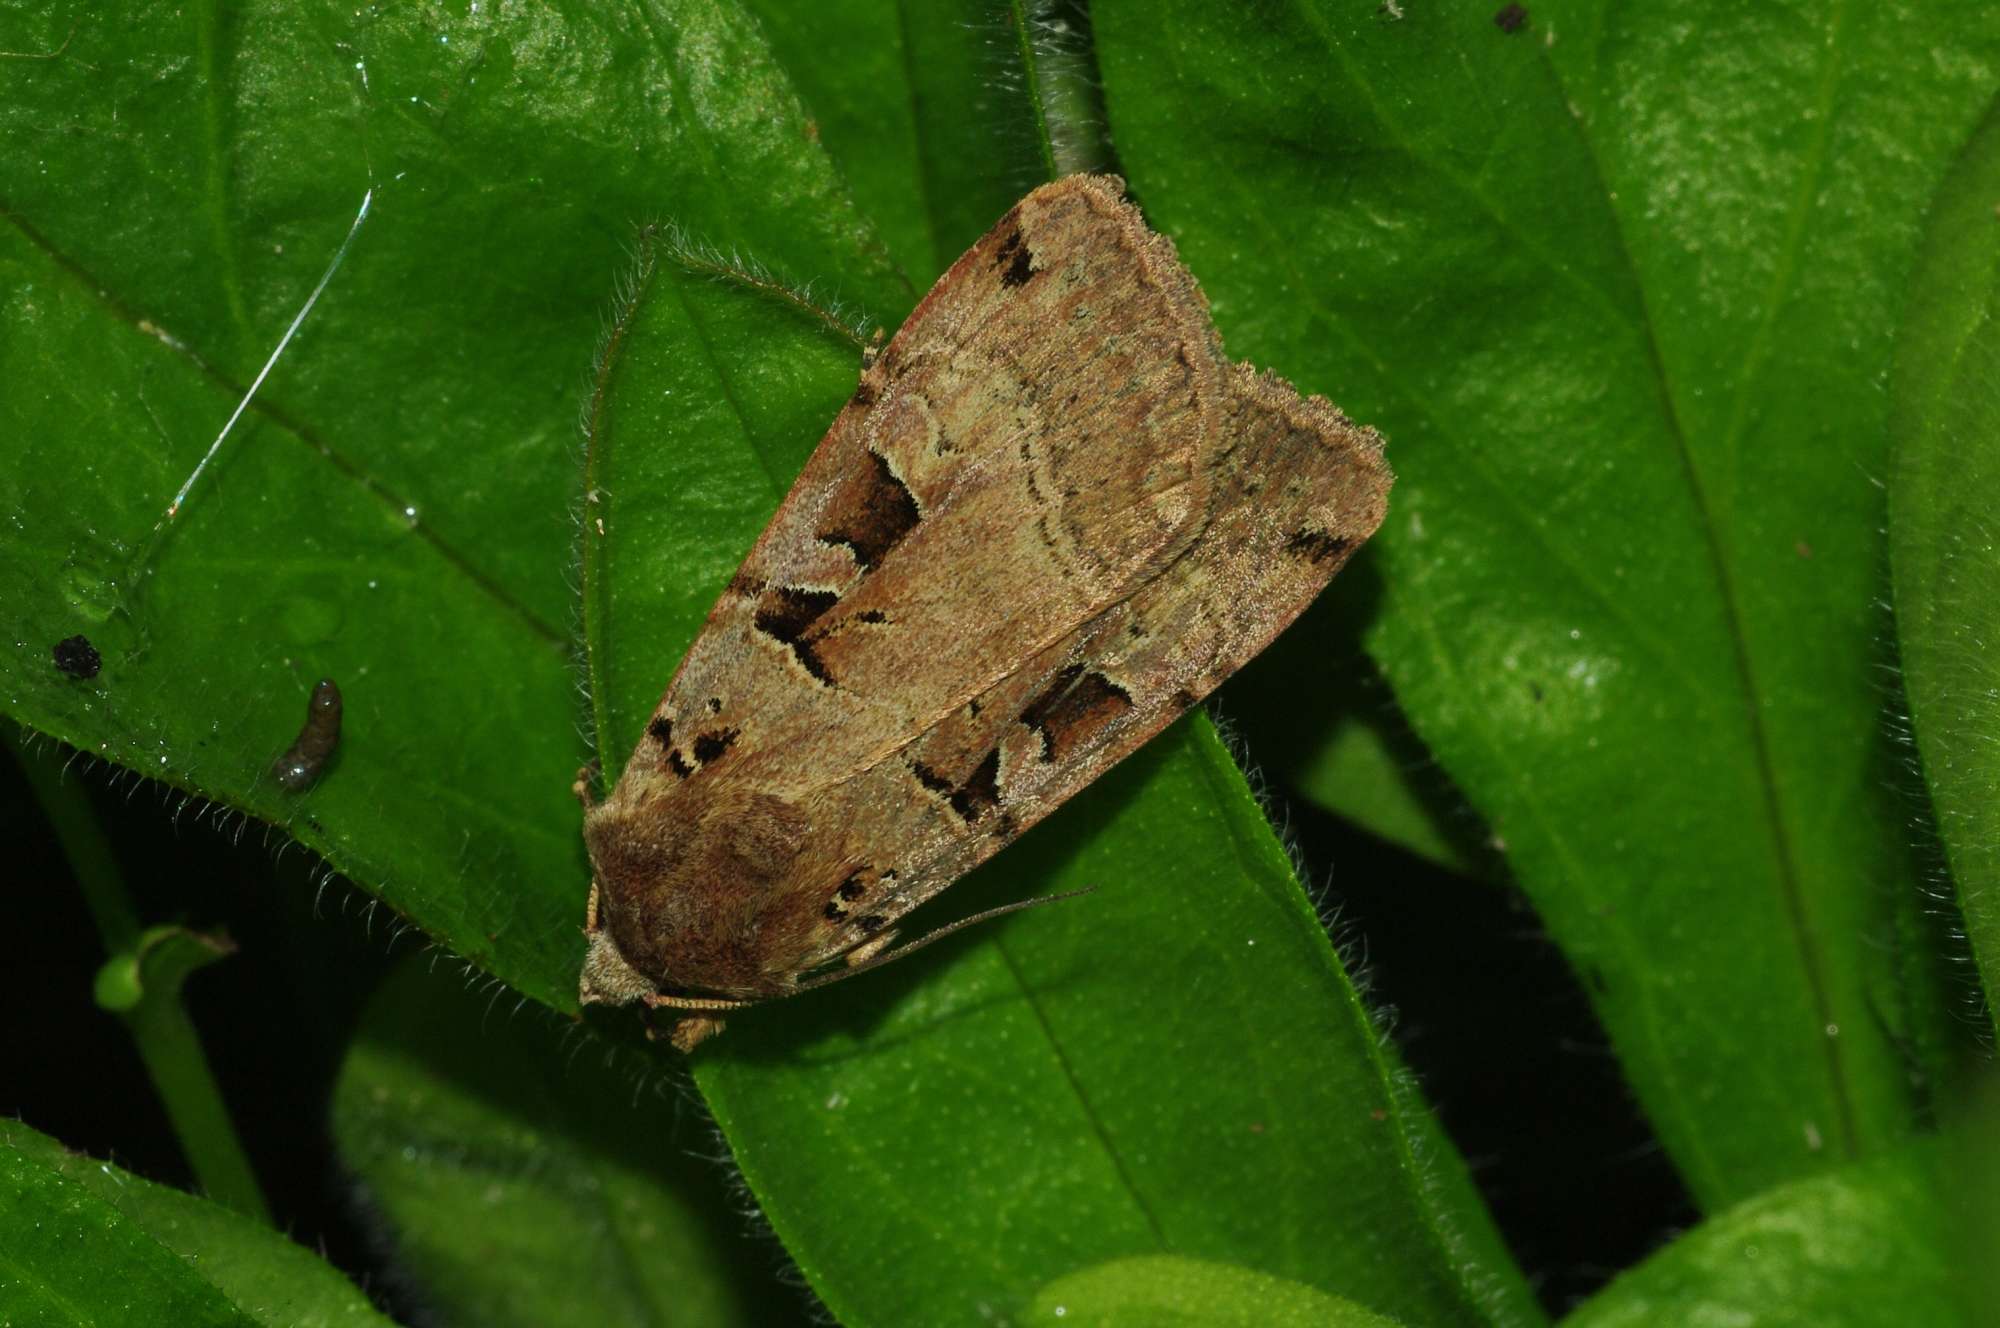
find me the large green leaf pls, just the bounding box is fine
[1094,0,1997,1208]
[330,958,780,1327]
[742,1,1039,283]
[1562,1144,1961,1328]
[1890,88,2000,1038]
[582,227,1540,1327]
[0,1,899,1013]
[0,1121,389,1328]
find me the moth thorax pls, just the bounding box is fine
[578,926,657,1007]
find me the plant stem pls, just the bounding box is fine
[7,733,272,1224]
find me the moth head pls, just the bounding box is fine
[578,923,657,1008]
[581,785,811,999]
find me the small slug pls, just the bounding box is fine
[273,678,342,791]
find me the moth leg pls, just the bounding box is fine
[845,930,900,967]
[637,997,741,1052]
[657,1016,726,1052]
[572,763,599,810]
[584,881,602,934]
[859,326,886,370]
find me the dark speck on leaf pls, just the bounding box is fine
[52,634,101,680]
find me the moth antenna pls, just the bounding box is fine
[645,992,757,1013]
[791,886,1096,993]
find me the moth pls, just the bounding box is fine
[578,175,1391,1050]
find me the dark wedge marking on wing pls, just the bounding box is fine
[948,749,1002,822]
[754,587,840,684]
[648,715,693,778]
[1284,529,1352,564]
[1020,666,1133,764]
[819,451,921,570]
[824,868,875,923]
[909,750,1005,824]
[993,224,1036,289]
[692,727,739,765]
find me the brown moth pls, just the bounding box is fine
[578,175,1391,1050]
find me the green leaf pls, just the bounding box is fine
[0,1140,253,1328]
[583,210,1539,1328]
[1562,1143,1962,1328]
[1031,1254,1404,1327]
[742,0,1072,286]
[1094,0,1997,1208]
[0,1121,389,1328]
[1225,605,1492,877]
[330,958,777,1328]
[1889,87,2000,1040]
[1938,1068,2000,1316]
[0,0,899,1015]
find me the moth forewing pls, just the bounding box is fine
[580,175,1391,1050]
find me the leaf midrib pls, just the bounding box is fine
[1541,10,1860,1161]
[990,936,1170,1246]
[1189,721,1520,1326]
